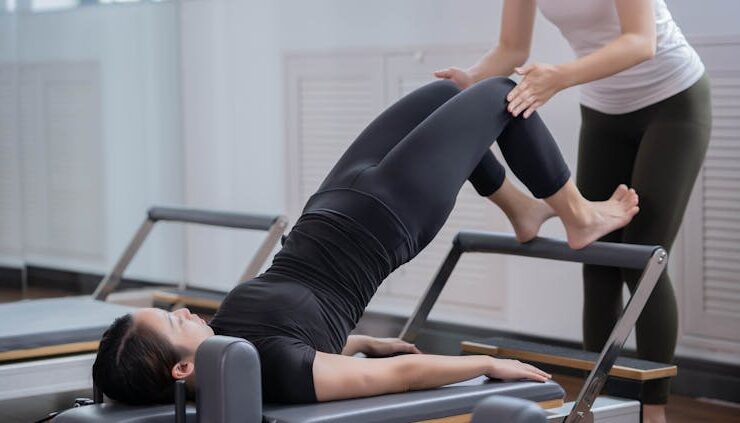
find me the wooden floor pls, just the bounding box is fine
[552,372,740,422]
[1,288,739,422]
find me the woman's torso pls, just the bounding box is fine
[211,205,397,355]
[536,0,704,114]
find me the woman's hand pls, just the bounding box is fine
[364,337,422,357]
[486,357,552,382]
[433,67,475,90]
[507,63,567,118]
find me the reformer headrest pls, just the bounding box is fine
[196,335,262,423]
[471,395,547,423]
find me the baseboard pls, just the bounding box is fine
[355,311,740,404]
[0,267,22,290]
[0,265,168,295]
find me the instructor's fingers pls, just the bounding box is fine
[512,95,535,116]
[522,101,542,119]
[507,80,528,102]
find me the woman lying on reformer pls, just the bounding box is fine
[93,77,638,405]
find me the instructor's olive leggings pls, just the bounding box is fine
[576,74,712,404]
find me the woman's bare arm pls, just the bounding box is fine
[313,351,550,402]
[434,0,536,88]
[468,0,537,81]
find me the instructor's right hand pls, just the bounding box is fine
[433,67,474,90]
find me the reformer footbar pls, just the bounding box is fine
[0,206,287,402]
[399,231,670,423]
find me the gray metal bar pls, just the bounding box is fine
[399,247,462,343]
[148,206,279,231]
[94,207,289,301]
[92,218,155,301]
[455,231,658,270]
[565,248,667,423]
[238,215,289,283]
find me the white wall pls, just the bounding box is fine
[179,0,285,289]
[7,3,184,282]
[669,0,740,37]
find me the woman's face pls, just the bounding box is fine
[134,307,214,357]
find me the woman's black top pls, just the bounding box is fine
[209,194,408,404]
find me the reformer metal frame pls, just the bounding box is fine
[399,231,667,423]
[92,206,288,301]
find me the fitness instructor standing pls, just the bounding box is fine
[435,1,711,422]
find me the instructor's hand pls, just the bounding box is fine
[433,67,475,90]
[365,337,422,357]
[507,63,565,118]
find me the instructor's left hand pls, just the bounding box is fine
[507,63,565,118]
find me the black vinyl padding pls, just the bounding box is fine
[196,336,262,423]
[55,378,563,423]
[0,297,136,354]
[471,396,547,423]
[261,378,563,423]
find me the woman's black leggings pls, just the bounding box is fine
[311,77,570,256]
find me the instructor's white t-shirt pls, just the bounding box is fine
[536,0,705,114]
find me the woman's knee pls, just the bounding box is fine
[424,79,462,99]
[474,76,517,96]
[460,77,516,108]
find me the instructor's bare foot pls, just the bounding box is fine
[564,185,639,249]
[510,199,556,243]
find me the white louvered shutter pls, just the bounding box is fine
[19,63,104,269]
[0,65,23,263]
[683,38,740,342]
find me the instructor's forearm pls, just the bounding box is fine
[558,33,655,89]
[400,354,493,391]
[468,47,528,83]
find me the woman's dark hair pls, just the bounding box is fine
[92,314,183,405]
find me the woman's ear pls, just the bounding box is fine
[172,359,195,380]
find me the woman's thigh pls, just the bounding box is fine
[316,80,460,191]
[353,77,517,246]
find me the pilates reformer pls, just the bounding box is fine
[0,206,286,402]
[52,335,566,423]
[52,232,670,423]
[399,231,676,422]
